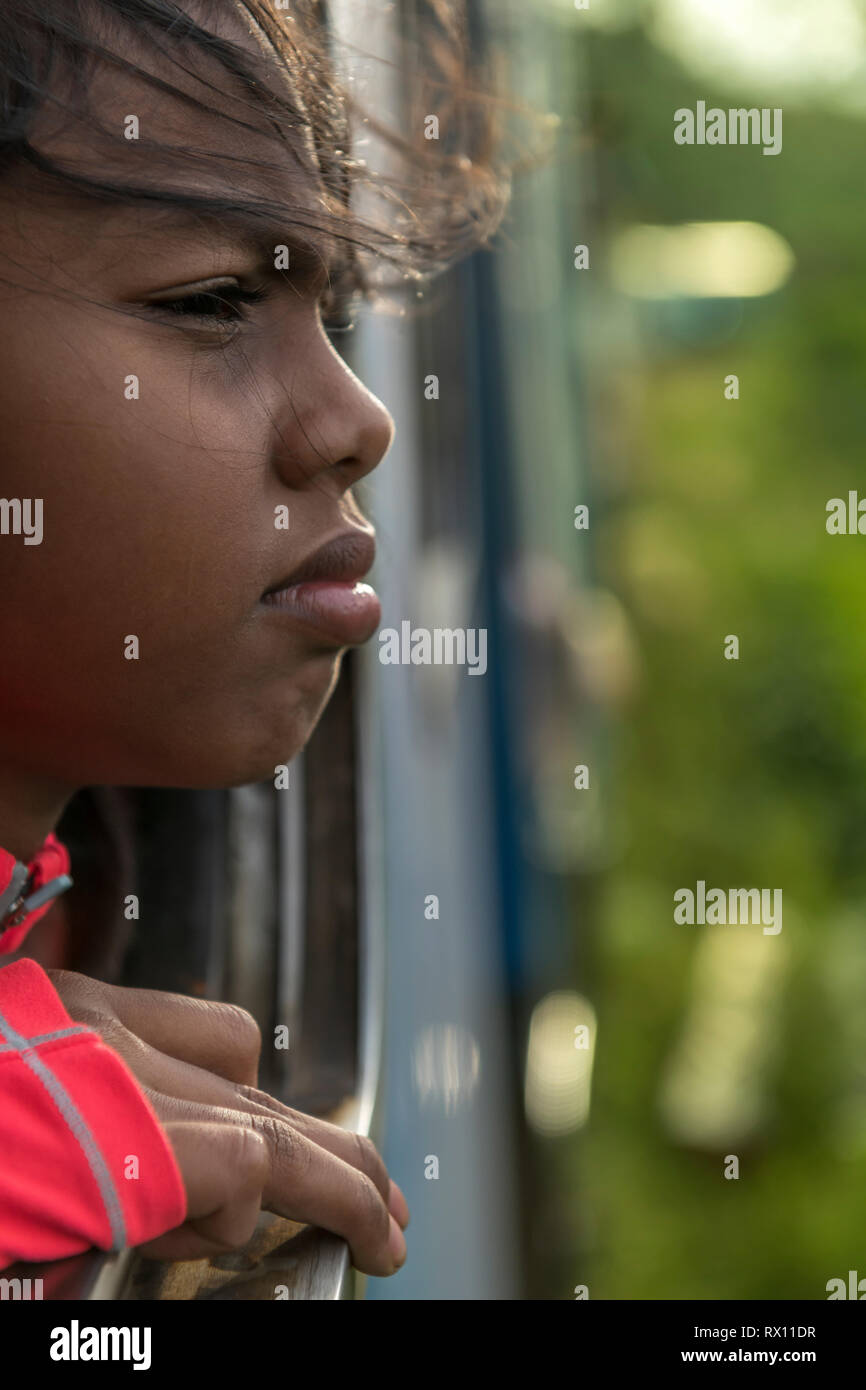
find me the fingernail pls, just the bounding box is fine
[388,1215,407,1269]
[388,1180,410,1230]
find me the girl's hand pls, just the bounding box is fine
[45,968,409,1277]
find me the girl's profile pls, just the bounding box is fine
[0,0,506,1280]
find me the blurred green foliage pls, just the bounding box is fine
[559,19,866,1299]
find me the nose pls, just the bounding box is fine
[270,321,394,494]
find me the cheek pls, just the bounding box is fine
[0,315,326,783]
[0,394,258,651]
[0,310,268,609]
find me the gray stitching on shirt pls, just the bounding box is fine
[0,1005,127,1249]
[0,1025,90,1051]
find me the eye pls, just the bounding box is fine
[148,281,268,324]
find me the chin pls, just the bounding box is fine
[175,732,309,790]
[229,658,344,785]
[150,654,345,789]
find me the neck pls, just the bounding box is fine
[0,767,73,862]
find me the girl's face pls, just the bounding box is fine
[0,9,394,812]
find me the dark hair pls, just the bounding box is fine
[0,0,512,314]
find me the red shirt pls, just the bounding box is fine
[0,834,186,1269]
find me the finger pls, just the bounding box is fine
[222,1089,396,1211]
[95,982,262,1087]
[120,1033,394,1208]
[137,1120,268,1262]
[147,1093,406,1277]
[236,1096,409,1228]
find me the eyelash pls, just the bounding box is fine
[149,277,358,337]
[153,283,268,324]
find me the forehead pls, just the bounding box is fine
[25,0,326,233]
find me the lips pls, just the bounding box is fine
[261,529,376,595]
[260,528,380,646]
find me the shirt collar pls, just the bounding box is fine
[0,833,72,955]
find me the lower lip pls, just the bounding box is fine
[259,579,382,645]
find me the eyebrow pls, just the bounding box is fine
[137,198,348,281]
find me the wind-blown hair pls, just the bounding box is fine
[0,0,512,317]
